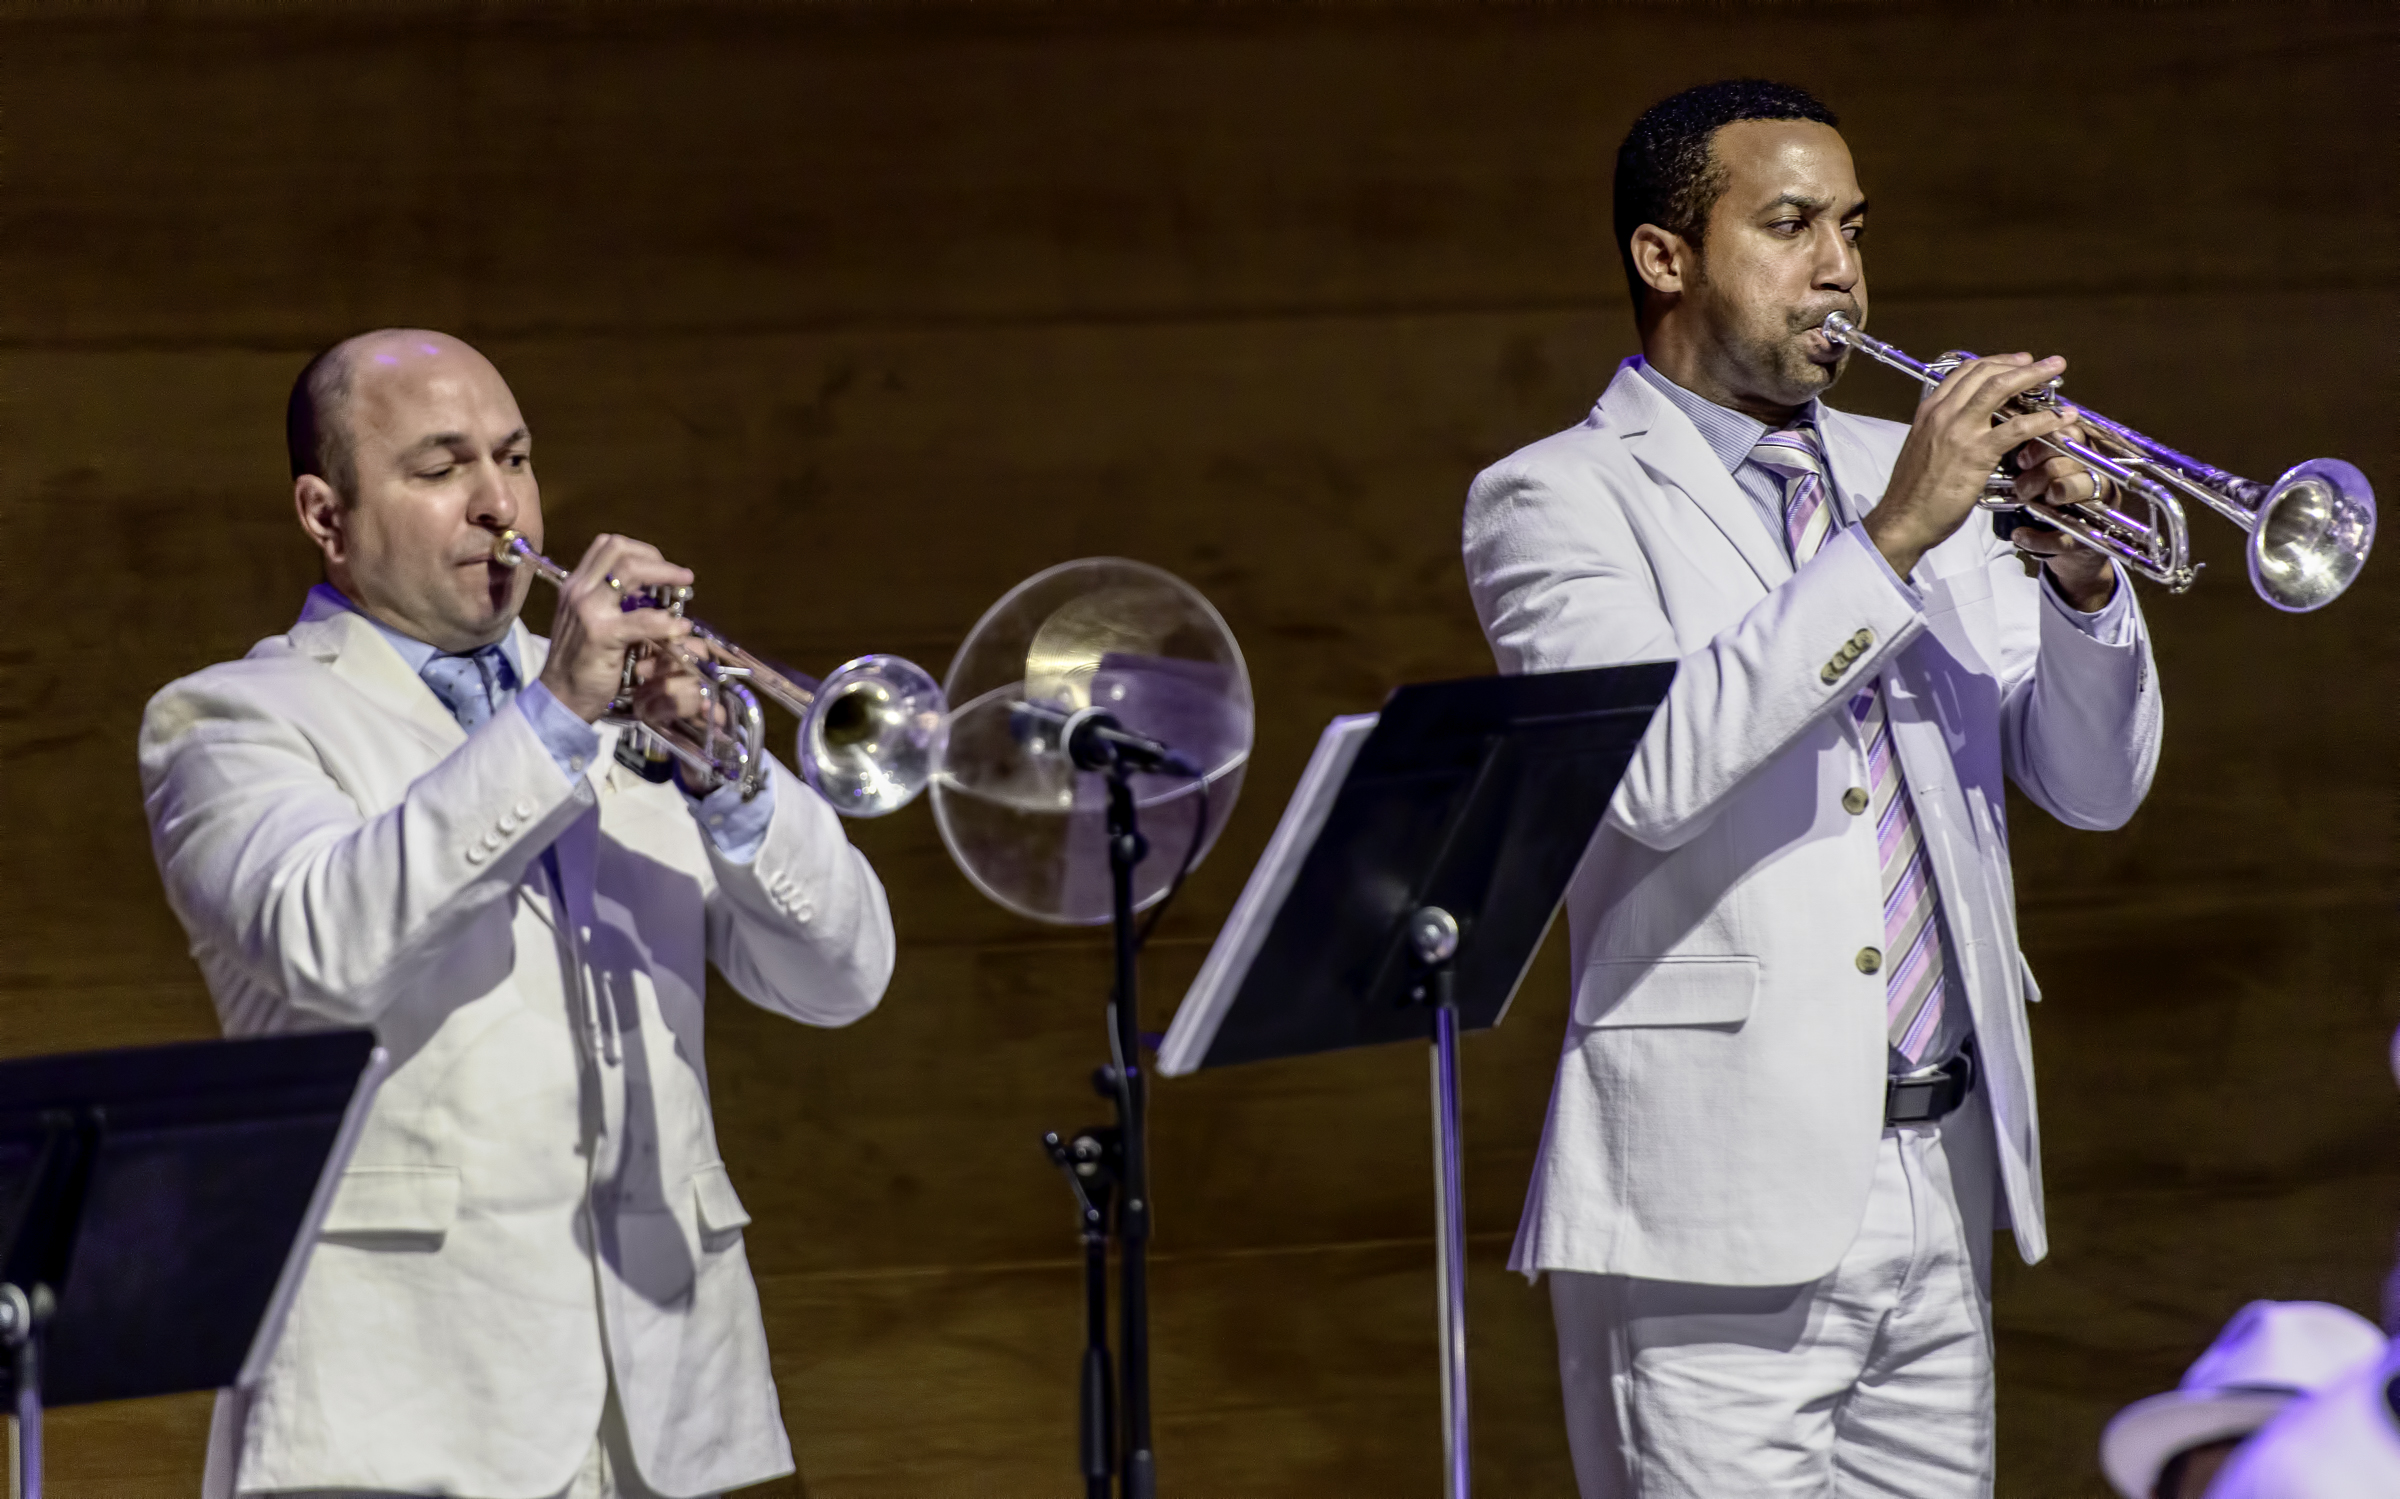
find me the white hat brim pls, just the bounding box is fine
[2100,1390,2293,1497]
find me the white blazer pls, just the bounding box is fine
[140,605,895,1497]
[1463,362,2162,1286]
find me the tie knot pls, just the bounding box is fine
[421,645,515,732]
[1749,424,1825,479]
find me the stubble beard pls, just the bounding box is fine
[1750,316,1842,410]
[1690,259,1845,415]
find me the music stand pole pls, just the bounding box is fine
[1410,909,1471,1499]
[1104,763,1157,1499]
[4,1282,42,1499]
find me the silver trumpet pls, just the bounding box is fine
[1820,311,2376,611]
[490,529,946,812]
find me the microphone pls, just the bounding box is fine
[1010,700,1202,777]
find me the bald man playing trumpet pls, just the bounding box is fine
[141,330,895,1499]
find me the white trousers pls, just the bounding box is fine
[1549,1095,1997,1498]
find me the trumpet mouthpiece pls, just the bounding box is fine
[489,529,526,565]
[1820,311,1858,342]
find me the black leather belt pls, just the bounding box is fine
[1885,1040,1977,1127]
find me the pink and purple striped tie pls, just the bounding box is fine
[1752,425,1950,1065]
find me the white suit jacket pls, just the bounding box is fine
[139,605,895,1497]
[1463,362,2162,1286]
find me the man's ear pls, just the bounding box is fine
[295,475,347,564]
[1629,224,1690,300]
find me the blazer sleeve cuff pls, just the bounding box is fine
[2039,562,2138,644]
[704,758,896,1024]
[1798,524,1930,694]
[417,698,600,888]
[1850,520,1926,610]
[1606,524,1926,850]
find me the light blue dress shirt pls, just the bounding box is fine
[300,584,775,862]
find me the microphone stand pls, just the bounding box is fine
[1039,710,1180,1499]
[1102,757,1157,1499]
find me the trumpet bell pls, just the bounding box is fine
[801,655,949,817]
[2250,458,2376,613]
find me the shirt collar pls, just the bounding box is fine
[1633,356,1825,473]
[300,583,523,684]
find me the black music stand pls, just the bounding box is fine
[1158,662,1672,1499]
[0,1031,387,1499]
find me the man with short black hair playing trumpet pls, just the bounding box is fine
[1464,81,2163,1496]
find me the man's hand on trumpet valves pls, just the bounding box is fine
[1867,351,2071,581]
[536,531,698,723]
[2007,422,2121,611]
[628,632,738,736]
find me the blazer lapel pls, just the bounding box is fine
[1604,366,1793,591]
[1814,406,1890,538]
[288,611,466,755]
[288,608,583,933]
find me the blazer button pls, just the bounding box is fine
[1820,663,1841,684]
[1842,787,1870,815]
[1851,628,1873,650]
[1856,946,1883,974]
[466,846,487,865]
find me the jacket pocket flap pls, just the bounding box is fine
[322,1166,461,1238]
[693,1162,752,1236]
[1575,956,1760,1029]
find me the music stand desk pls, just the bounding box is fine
[1159,662,1671,1499]
[0,1030,387,1499]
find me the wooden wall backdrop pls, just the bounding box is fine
[2,3,2393,1494]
